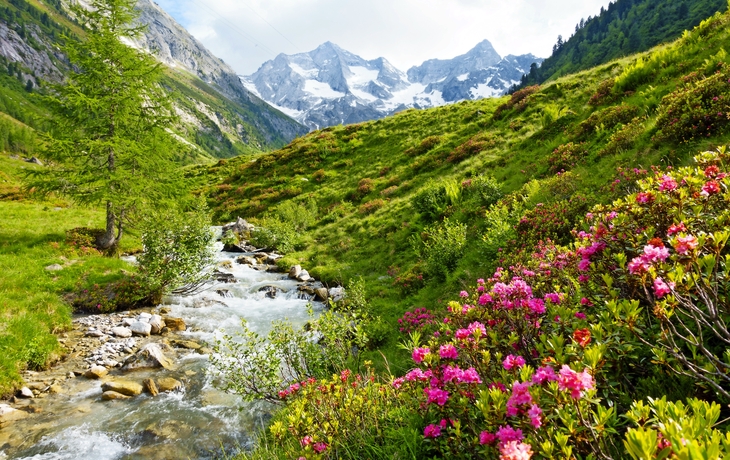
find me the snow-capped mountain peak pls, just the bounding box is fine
[243,39,542,130]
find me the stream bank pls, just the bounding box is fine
[0,238,338,459]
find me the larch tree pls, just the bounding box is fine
[29,0,183,251]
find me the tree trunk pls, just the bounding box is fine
[96,201,118,250]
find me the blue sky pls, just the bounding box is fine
[154,0,612,75]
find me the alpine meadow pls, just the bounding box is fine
[2,0,730,458]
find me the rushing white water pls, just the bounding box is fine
[4,244,323,460]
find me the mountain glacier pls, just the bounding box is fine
[243,40,542,130]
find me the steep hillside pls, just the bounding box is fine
[518,0,728,87]
[201,7,730,368]
[0,0,306,161]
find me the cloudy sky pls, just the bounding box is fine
[154,0,612,75]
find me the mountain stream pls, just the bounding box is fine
[1,243,325,459]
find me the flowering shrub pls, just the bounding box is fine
[359,198,385,215]
[65,227,103,254]
[589,78,617,106]
[515,194,590,246]
[71,276,152,313]
[493,86,540,120]
[395,272,620,459]
[405,135,442,156]
[573,147,730,398]
[397,308,439,335]
[655,66,730,143]
[547,142,588,173]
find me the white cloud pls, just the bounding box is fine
[153,0,611,75]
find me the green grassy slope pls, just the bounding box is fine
[201,9,730,372]
[518,0,728,88]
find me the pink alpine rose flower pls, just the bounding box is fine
[499,441,534,460]
[673,235,698,255]
[439,344,459,360]
[423,424,442,438]
[653,277,675,298]
[412,347,430,363]
[503,354,526,370]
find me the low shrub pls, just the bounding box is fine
[600,117,646,156]
[462,175,503,209]
[410,218,467,279]
[447,133,495,163]
[589,78,617,106]
[405,135,442,156]
[411,181,449,221]
[359,199,385,215]
[654,67,730,143]
[71,276,152,313]
[547,142,588,173]
[493,85,540,120]
[249,216,298,253]
[578,104,640,137]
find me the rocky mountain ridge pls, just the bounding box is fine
[243,40,542,130]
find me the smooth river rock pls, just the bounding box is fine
[163,317,186,331]
[156,378,183,393]
[149,315,165,334]
[111,327,132,338]
[288,265,302,279]
[129,321,152,336]
[18,387,34,399]
[101,391,131,401]
[84,366,109,379]
[123,343,174,370]
[143,378,159,397]
[101,380,143,396]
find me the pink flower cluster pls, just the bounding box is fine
[278,377,316,399]
[658,175,678,192]
[412,346,430,363]
[442,365,482,384]
[439,343,459,359]
[455,321,487,340]
[506,381,532,416]
[557,365,594,399]
[628,243,670,274]
[673,235,698,255]
[500,441,534,460]
[503,354,526,370]
[653,277,675,298]
[424,387,450,406]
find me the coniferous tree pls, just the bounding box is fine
[28,0,183,251]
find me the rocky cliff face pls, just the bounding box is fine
[245,40,542,130]
[131,0,307,145]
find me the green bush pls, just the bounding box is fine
[601,117,646,156]
[547,142,588,173]
[410,218,467,279]
[137,203,215,297]
[462,175,503,209]
[655,67,730,143]
[276,198,318,231]
[249,216,299,253]
[578,104,641,137]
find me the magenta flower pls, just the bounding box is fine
[667,222,687,236]
[636,192,655,204]
[480,431,497,445]
[478,293,493,305]
[312,442,328,453]
[392,377,405,389]
[658,175,678,192]
[543,293,561,304]
[460,367,482,384]
[653,277,675,298]
[300,436,313,447]
[439,344,459,360]
[405,369,431,382]
[460,290,469,298]
[528,404,543,428]
[423,424,442,438]
[575,312,586,320]
[702,180,721,196]
[499,440,534,460]
[424,387,449,406]
[578,258,591,272]
[506,381,533,416]
[503,354,526,370]
[495,425,524,443]
[527,298,545,314]
[557,365,594,399]
[412,347,430,363]
[532,366,557,384]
